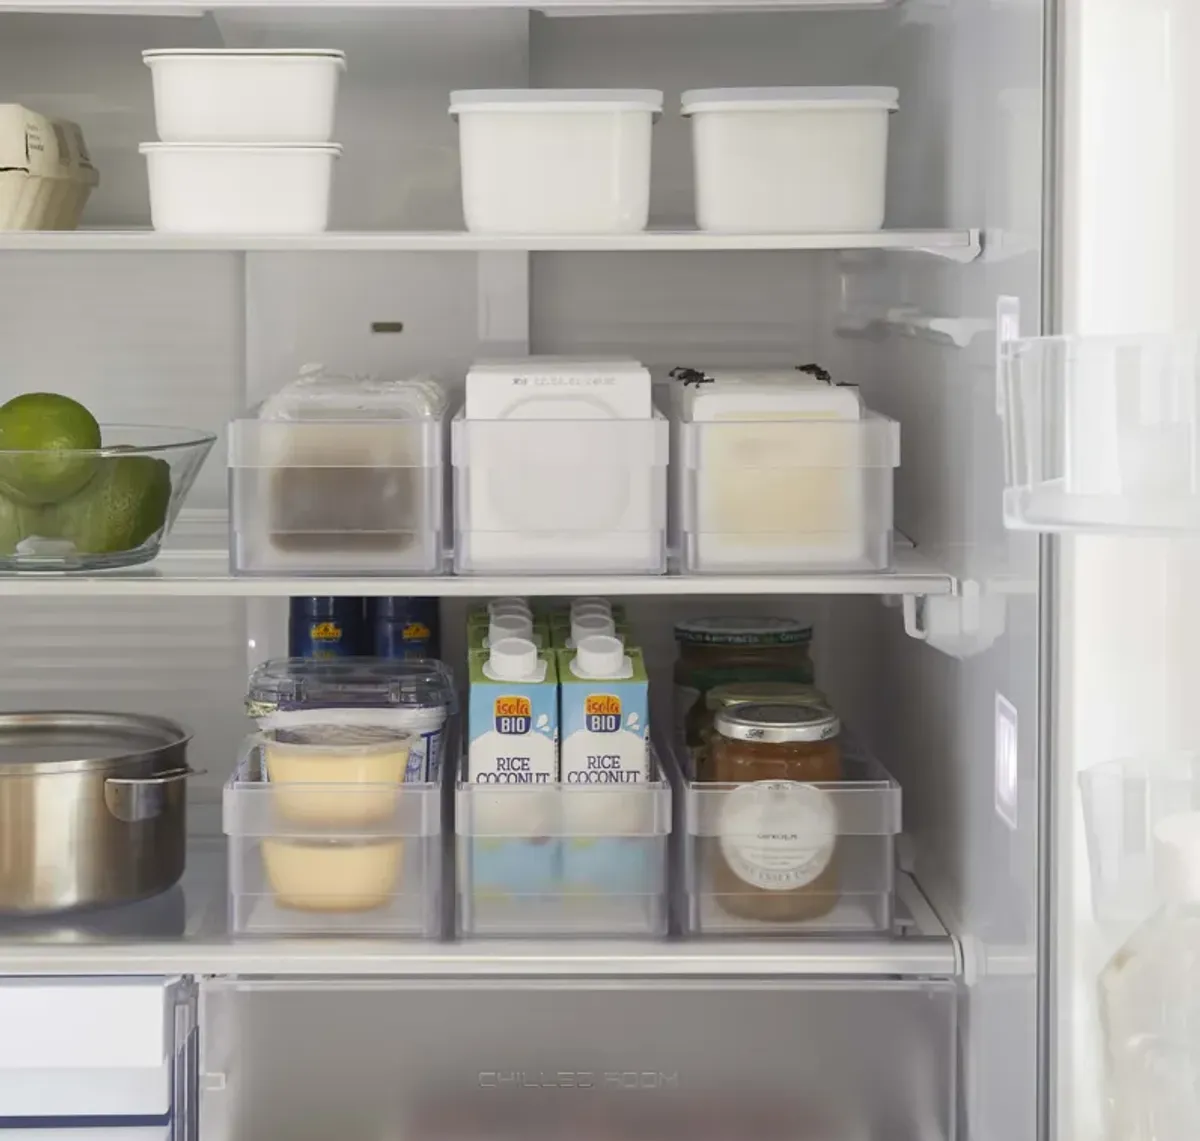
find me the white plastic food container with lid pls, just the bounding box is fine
[141,142,340,233]
[681,87,899,232]
[450,89,663,234]
[144,49,346,143]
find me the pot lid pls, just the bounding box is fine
[0,712,191,775]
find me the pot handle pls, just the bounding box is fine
[105,766,207,823]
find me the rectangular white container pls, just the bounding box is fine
[451,409,669,574]
[451,89,662,234]
[141,143,340,234]
[675,411,900,573]
[229,416,444,575]
[0,977,195,1123]
[682,87,898,232]
[144,49,345,144]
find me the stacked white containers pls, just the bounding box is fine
[140,50,345,233]
[452,358,669,574]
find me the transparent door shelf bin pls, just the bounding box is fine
[674,412,900,573]
[223,752,442,937]
[451,411,669,575]
[228,417,444,575]
[664,745,902,936]
[1001,334,1200,533]
[456,748,672,937]
[1079,753,1200,929]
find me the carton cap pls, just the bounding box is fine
[570,597,612,617]
[488,637,540,681]
[489,597,531,618]
[574,635,626,678]
[571,612,616,645]
[489,612,533,644]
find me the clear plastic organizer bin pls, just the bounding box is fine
[664,743,902,936]
[223,741,443,937]
[1079,754,1200,928]
[674,413,900,572]
[455,747,672,936]
[1001,334,1200,533]
[228,417,444,574]
[451,410,669,574]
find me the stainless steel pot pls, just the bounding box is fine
[0,712,199,914]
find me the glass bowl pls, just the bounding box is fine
[0,425,216,572]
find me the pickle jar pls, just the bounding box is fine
[690,680,828,783]
[709,701,842,923]
[674,617,814,772]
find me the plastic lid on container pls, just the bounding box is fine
[486,637,540,681]
[254,365,445,422]
[675,616,814,648]
[681,87,899,115]
[451,89,664,115]
[143,49,346,66]
[1155,813,1200,903]
[572,635,627,679]
[571,612,616,645]
[246,657,456,717]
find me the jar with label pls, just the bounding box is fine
[709,702,842,922]
[689,680,829,783]
[674,617,814,772]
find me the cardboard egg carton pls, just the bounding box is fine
[0,104,99,230]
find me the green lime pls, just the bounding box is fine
[48,455,172,555]
[0,393,102,506]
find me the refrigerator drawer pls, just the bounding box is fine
[199,977,956,1141]
[0,975,196,1135]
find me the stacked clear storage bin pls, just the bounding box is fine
[228,368,446,575]
[456,745,673,936]
[225,658,455,937]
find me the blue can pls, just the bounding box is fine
[366,597,440,661]
[288,597,364,659]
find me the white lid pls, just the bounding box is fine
[451,90,663,115]
[488,613,533,644]
[571,612,616,645]
[139,142,343,155]
[488,597,531,618]
[1155,813,1200,903]
[681,86,899,115]
[143,49,346,66]
[487,637,540,682]
[572,635,627,679]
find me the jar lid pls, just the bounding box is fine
[714,702,840,743]
[705,681,827,711]
[675,617,813,648]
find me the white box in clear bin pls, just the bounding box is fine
[223,740,443,937]
[664,742,901,936]
[670,368,899,571]
[229,370,446,574]
[451,409,668,574]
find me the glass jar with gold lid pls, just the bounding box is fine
[687,681,828,782]
[709,701,842,922]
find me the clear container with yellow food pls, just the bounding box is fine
[249,724,414,826]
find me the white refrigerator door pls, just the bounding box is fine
[1051,2,1200,1141]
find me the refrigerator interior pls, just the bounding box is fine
[0,2,1044,1140]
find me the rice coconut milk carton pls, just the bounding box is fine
[466,637,559,899]
[557,635,652,895]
